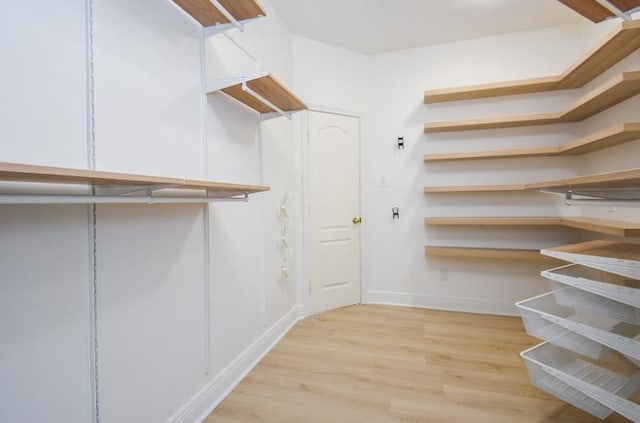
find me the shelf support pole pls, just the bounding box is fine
[208,0,244,31]
[241,81,291,120]
[595,0,633,21]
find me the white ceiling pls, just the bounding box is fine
[267,0,584,55]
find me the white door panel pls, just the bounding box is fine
[309,111,360,314]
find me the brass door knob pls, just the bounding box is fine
[352,217,362,224]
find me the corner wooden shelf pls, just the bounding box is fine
[424,216,640,238]
[208,73,308,114]
[424,184,525,193]
[424,71,640,133]
[423,20,640,103]
[526,168,640,192]
[425,246,556,261]
[558,0,640,23]
[424,123,640,162]
[0,161,270,203]
[172,0,266,27]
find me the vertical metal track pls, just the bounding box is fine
[258,116,268,328]
[200,28,212,375]
[85,0,99,421]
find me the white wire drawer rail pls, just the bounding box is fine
[516,291,640,361]
[542,264,640,325]
[521,342,640,421]
[542,241,640,281]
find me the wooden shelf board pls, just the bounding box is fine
[544,240,640,262]
[525,168,640,191]
[0,162,270,195]
[172,0,266,27]
[219,73,308,114]
[424,216,640,237]
[424,147,559,162]
[560,217,640,238]
[558,0,640,23]
[424,184,525,193]
[423,20,640,103]
[424,246,554,261]
[424,71,640,133]
[423,122,640,162]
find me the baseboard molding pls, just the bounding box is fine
[366,290,519,317]
[167,304,305,423]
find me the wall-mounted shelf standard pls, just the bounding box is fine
[424,123,640,162]
[207,73,308,118]
[425,246,557,261]
[526,168,640,204]
[424,71,640,133]
[558,0,640,23]
[423,20,640,103]
[0,162,269,204]
[424,216,640,237]
[424,184,525,193]
[172,0,266,31]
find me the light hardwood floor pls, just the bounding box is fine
[205,305,634,423]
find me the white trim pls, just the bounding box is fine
[366,291,519,317]
[166,304,304,423]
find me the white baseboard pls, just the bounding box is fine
[167,304,305,423]
[366,290,519,317]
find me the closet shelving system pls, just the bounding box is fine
[423,19,640,262]
[517,239,640,421]
[0,162,269,204]
[173,0,307,118]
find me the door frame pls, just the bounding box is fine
[298,104,368,318]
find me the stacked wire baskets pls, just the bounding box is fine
[517,256,640,421]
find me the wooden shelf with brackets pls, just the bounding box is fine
[0,161,269,204]
[208,73,308,115]
[172,0,266,27]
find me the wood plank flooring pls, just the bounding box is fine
[204,305,634,423]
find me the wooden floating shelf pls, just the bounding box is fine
[424,216,640,238]
[424,184,525,193]
[210,73,308,114]
[525,168,640,192]
[425,246,556,261]
[172,0,266,27]
[423,20,640,103]
[424,123,640,162]
[558,0,640,23]
[0,161,270,198]
[424,71,640,133]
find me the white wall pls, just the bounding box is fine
[0,1,301,422]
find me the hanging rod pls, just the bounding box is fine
[242,80,291,119]
[565,198,640,207]
[560,190,640,207]
[209,0,244,31]
[595,0,634,21]
[0,193,249,205]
